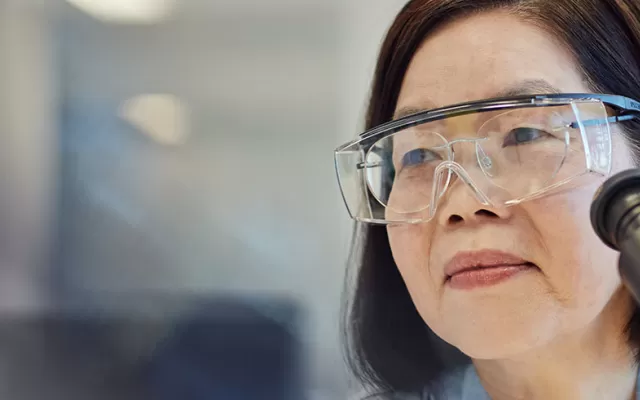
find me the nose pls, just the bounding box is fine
[434,169,512,227]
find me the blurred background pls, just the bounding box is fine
[0,0,407,398]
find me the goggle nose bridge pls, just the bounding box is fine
[438,136,493,168]
[428,159,494,218]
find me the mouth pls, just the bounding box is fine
[444,250,539,290]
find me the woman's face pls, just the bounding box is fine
[388,10,636,359]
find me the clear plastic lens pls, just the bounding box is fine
[335,99,613,224]
[334,147,366,220]
[475,105,573,199]
[365,128,449,215]
[573,101,612,175]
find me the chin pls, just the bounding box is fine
[429,301,562,360]
[452,331,549,360]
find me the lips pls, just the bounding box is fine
[444,249,537,286]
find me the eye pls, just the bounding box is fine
[401,148,442,167]
[502,127,551,147]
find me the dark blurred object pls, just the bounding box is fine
[0,296,303,400]
[146,298,304,400]
[591,168,640,304]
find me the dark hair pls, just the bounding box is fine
[343,0,640,396]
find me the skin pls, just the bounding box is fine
[387,10,639,400]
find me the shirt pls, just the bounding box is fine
[423,363,640,399]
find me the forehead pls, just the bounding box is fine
[395,10,590,115]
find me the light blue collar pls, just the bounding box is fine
[459,364,491,400]
[430,363,640,400]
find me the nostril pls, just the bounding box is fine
[475,209,498,218]
[447,209,498,224]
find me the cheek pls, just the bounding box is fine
[532,186,622,310]
[542,136,633,306]
[387,225,444,317]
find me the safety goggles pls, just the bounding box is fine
[334,94,640,224]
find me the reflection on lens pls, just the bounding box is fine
[476,106,571,198]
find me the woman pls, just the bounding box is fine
[335,0,640,399]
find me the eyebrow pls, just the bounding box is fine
[393,79,563,120]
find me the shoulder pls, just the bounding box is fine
[348,388,423,400]
[349,386,425,400]
[350,393,423,400]
[352,364,489,400]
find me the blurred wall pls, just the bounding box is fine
[0,0,408,398]
[338,0,408,141]
[0,0,58,314]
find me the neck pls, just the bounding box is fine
[473,288,639,400]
